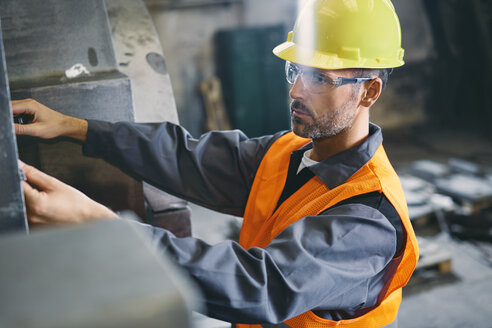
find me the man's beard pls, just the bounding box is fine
[290,95,359,140]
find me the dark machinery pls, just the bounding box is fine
[0,218,199,328]
[0,0,191,237]
[0,1,197,326]
[0,19,28,233]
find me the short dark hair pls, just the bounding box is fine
[351,68,392,90]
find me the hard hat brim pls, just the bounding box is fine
[273,41,405,70]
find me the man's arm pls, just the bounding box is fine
[20,163,397,324]
[139,203,397,324]
[82,120,283,216]
[12,99,283,215]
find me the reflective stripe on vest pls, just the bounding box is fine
[237,132,419,328]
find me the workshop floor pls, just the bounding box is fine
[188,125,492,328]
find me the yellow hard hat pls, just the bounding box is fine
[273,0,405,69]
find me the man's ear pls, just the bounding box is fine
[360,78,383,108]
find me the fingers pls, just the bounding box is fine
[12,99,39,136]
[11,99,73,140]
[21,180,40,205]
[21,163,59,192]
[19,163,50,219]
[21,180,45,225]
[14,122,34,136]
[21,167,66,226]
[11,99,39,116]
[20,161,119,225]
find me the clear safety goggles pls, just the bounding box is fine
[285,61,373,94]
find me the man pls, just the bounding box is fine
[13,0,418,327]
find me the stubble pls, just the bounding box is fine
[290,92,359,140]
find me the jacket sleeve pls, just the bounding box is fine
[83,120,283,216]
[137,203,398,324]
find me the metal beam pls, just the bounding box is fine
[0,18,28,234]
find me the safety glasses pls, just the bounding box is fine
[285,62,373,93]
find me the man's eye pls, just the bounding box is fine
[310,72,327,85]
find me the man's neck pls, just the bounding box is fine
[310,119,370,162]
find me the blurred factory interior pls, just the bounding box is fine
[0,0,491,327]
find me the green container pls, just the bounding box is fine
[215,25,290,137]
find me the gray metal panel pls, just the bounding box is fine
[11,73,134,122]
[3,0,142,215]
[10,70,144,217]
[106,0,178,123]
[3,0,183,223]
[0,219,198,328]
[0,19,28,234]
[0,0,118,87]
[106,0,192,237]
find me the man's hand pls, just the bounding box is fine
[12,99,88,142]
[19,161,118,226]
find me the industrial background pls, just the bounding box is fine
[0,0,491,327]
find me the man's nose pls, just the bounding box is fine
[289,75,307,100]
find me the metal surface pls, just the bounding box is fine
[1,0,118,88]
[11,73,134,122]
[408,159,492,211]
[0,19,28,234]
[0,3,198,324]
[106,0,191,236]
[106,0,178,123]
[10,74,144,217]
[0,219,198,328]
[436,174,492,205]
[1,0,146,217]
[0,0,190,232]
[143,182,191,237]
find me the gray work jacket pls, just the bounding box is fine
[83,121,402,327]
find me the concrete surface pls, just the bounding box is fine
[399,234,492,328]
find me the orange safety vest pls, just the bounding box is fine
[237,132,419,328]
